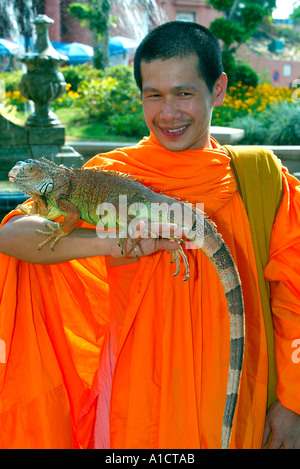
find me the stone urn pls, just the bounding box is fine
[19,14,68,127]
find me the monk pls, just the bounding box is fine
[0,21,300,449]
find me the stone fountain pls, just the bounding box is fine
[0,14,83,214]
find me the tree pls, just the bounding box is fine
[207,0,277,85]
[68,0,112,69]
[208,0,276,52]
[290,2,300,25]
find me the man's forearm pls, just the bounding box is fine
[0,215,110,264]
[0,215,186,265]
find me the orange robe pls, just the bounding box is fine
[0,134,300,449]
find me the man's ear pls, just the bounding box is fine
[212,72,227,107]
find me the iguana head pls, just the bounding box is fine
[8,158,69,197]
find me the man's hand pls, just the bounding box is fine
[262,400,300,449]
[106,219,189,267]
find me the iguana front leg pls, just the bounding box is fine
[17,195,48,217]
[36,198,81,250]
[17,196,61,221]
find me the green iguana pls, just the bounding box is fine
[8,157,245,449]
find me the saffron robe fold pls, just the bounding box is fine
[0,134,300,449]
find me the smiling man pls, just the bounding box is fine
[0,21,300,450]
[140,55,226,151]
[135,23,227,152]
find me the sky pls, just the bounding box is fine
[272,0,298,19]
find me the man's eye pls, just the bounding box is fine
[146,94,161,99]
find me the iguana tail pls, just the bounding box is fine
[187,213,245,449]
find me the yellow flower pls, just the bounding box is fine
[68,90,80,99]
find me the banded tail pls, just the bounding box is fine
[187,213,245,449]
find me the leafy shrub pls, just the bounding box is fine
[0,70,27,112]
[231,64,259,88]
[74,65,145,137]
[0,70,23,93]
[106,65,134,83]
[231,101,300,145]
[221,50,259,88]
[262,101,300,145]
[4,89,27,109]
[213,82,293,126]
[222,50,237,86]
[210,18,244,48]
[59,65,86,92]
[59,63,103,91]
[53,83,81,109]
[108,111,148,137]
[230,114,267,144]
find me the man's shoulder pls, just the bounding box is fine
[223,144,279,160]
[223,144,282,179]
[223,144,283,222]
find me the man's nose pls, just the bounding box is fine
[159,98,182,120]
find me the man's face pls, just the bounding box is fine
[141,54,226,151]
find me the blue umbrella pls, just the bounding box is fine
[52,37,139,64]
[0,38,20,56]
[109,36,139,56]
[52,42,94,65]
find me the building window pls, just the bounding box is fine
[283,64,292,77]
[176,11,196,22]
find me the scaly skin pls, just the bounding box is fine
[8,157,245,449]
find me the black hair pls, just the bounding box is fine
[133,21,223,93]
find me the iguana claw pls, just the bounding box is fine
[16,203,31,215]
[36,222,62,250]
[170,245,189,281]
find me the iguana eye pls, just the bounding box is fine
[39,181,53,194]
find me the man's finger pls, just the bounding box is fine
[133,219,189,240]
[267,434,283,449]
[262,420,271,447]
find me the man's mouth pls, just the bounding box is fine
[159,125,189,138]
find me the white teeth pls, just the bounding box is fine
[166,126,187,133]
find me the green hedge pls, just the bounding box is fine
[232,101,300,145]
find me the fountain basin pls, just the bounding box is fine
[0,181,26,220]
[0,192,26,212]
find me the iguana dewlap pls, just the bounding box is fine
[8,157,245,449]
